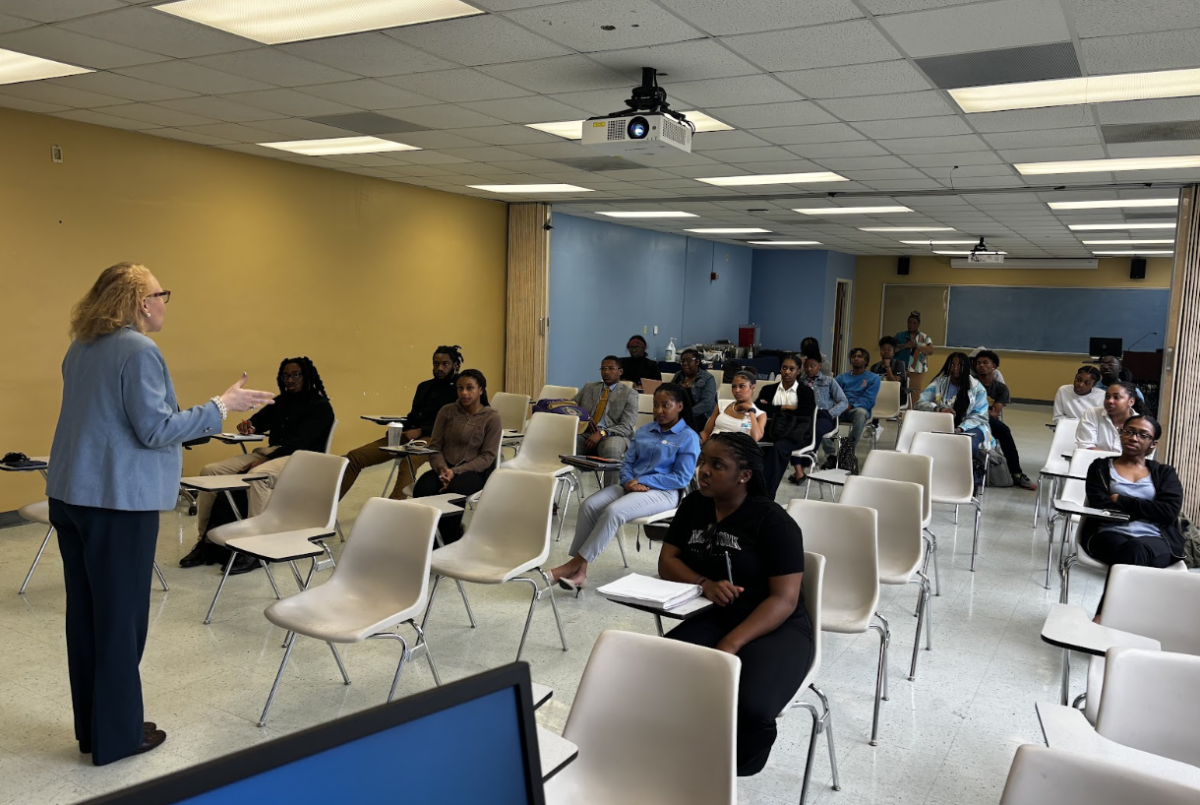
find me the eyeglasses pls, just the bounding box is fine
[1118,428,1155,441]
[280,371,304,380]
[146,290,171,304]
[680,357,699,364]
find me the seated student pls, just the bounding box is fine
[659,432,812,777]
[339,346,461,499]
[756,354,817,494]
[619,334,662,391]
[550,384,700,591]
[916,351,993,492]
[800,337,832,375]
[1077,381,1141,452]
[1053,365,1105,423]
[702,370,767,443]
[573,356,639,468]
[831,347,881,456]
[871,335,907,402]
[968,346,1006,384]
[972,350,1036,490]
[412,369,502,544]
[1097,354,1146,404]
[1081,414,1182,577]
[801,351,848,467]
[181,357,334,569]
[672,348,718,431]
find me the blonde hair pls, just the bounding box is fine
[69,263,153,343]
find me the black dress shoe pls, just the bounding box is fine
[135,729,166,755]
[144,722,157,733]
[179,540,214,568]
[80,724,156,754]
[226,554,260,576]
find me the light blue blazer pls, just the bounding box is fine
[47,328,222,511]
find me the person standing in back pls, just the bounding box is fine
[47,263,274,765]
[896,311,934,407]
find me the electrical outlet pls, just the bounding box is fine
[653,326,658,335]
[51,145,63,163]
[643,325,647,334]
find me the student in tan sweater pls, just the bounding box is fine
[415,368,502,543]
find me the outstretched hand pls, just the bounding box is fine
[221,373,275,413]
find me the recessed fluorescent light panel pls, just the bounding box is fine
[1092,250,1173,255]
[859,227,955,232]
[259,136,420,156]
[468,184,593,194]
[934,250,1007,256]
[1048,198,1178,210]
[1016,156,1200,175]
[697,172,847,187]
[899,240,977,245]
[155,0,483,45]
[747,240,822,245]
[526,111,732,140]
[0,48,91,85]
[685,228,771,234]
[1081,239,1175,245]
[795,206,912,215]
[1068,223,1176,231]
[597,211,698,219]
[950,67,1200,114]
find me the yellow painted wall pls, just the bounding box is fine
[0,108,508,513]
[852,255,1173,402]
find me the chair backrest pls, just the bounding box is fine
[502,411,578,470]
[798,403,820,453]
[558,629,738,803]
[1101,565,1200,655]
[911,431,973,502]
[618,379,634,389]
[717,383,733,402]
[491,391,531,433]
[861,450,933,527]
[1042,417,1080,474]
[636,412,654,429]
[840,476,924,582]
[458,469,557,566]
[328,497,439,617]
[637,393,655,414]
[641,378,662,397]
[661,372,673,382]
[537,384,578,401]
[323,419,338,454]
[999,744,1200,805]
[260,451,348,531]
[896,410,954,453]
[1096,646,1200,766]
[798,552,825,687]
[872,380,902,420]
[1061,447,1119,504]
[785,500,879,630]
[18,499,50,525]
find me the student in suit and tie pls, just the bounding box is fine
[573,356,639,469]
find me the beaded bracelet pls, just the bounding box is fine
[211,396,227,421]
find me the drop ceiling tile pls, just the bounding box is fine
[170,122,283,142]
[982,127,1100,149]
[1067,0,1200,38]
[750,123,867,145]
[667,75,801,107]
[47,71,197,102]
[590,39,760,83]
[383,14,570,65]
[853,116,973,140]
[390,150,473,165]
[860,0,986,14]
[721,20,901,71]
[386,69,531,104]
[1,0,123,23]
[459,95,590,124]
[885,133,991,153]
[232,117,363,139]
[378,130,485,149]
[439,146,532,162]
[785,141,890,158]
[452,125,559,145]
[1107,141,1200,157]
[688,130,771,150]
[54,108,158,129]
[0,13,38,33]
[545,87,637,114]
[878,0,1069,57]
[219,88,358,117]
[698,145,799,163]
[811,155,911,169]
[654,0,862,35]
[0,81,125,108]
[0,25,167,69]
[921,164,1017,178]
[998,145,1108,161]
[116,61,274,94]
[955,175,1033,187]
[841,167,931,180]
[0,95,68,114]
[190,49,359,87]
[819,91,956,121]
[966,106,1096,133]
[380,104,506,129]
[98,102,220,127]
[777,60,933,100]
[1079,29,1200,74]
[153,95,288,122]
[58,7,257,58]
[281,33,455,78]
[295,79,438,110]
[705,101,837,128]
[860,178,944,190]
[148,127,235,145]
[479,55,632,94]
[504,0,704,52]
[1097,97,1200,125]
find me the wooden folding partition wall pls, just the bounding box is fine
[1159,186,1199,514]
[504,203,551,398]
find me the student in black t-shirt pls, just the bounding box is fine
[659,431,814,777]
[973,350,1036,490]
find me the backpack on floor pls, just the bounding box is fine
[836,436,858,476]
[986,448,1012,488]
[1181,515,1200,569]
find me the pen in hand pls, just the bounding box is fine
[724,550,734,585]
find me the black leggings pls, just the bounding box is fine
[668,613,814,776]
[1085,528,1175,613]
[989,417,1023,475]
[413,468,490,544]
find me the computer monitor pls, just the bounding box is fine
[82,663,545,805]
[1089,337,1123,360]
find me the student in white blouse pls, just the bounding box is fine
[701,370,767,443]
[1076,381,1141,452]
[1053,365,1106,423]
[756,355,818,495]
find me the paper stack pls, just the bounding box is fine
[599,573,703,610]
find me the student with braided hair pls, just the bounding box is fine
[181,356,335,570]
[659,431,813,777]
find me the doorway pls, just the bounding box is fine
[831,279,853,375]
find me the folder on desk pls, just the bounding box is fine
[598,574,703,610]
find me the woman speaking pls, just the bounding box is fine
[46,263,274,765]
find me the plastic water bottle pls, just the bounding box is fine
[665,338,677,362]
[741,412,752,431]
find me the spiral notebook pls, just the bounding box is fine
[598,574,703,610]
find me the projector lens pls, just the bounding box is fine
[627,116,649,139]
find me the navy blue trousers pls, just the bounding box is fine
[49,499,158,766]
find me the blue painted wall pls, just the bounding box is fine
[747,250,831,351]
[681,239,754,346]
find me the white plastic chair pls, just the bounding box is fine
[860,450,939,596]
[641,378,662,397]
[840,476,932,680]
[323,419,338,453]
[499,411,581,541]
[204,451,348,624]
[538,384,578,401]
[1096,646,1200,766]
[999,745,1200,805]
[865,380,902,449]
[786,499,888,745]
[911,431,983,572]
[660,372,673,382]
[781,552,841,805]
[637,393,654,413]
[492,391,531,454]
[895,410,954,453]
[1034,416,1080,528]
[544,629,739,805]
[717,383,733,402]
[422,469,566,661]
[789,403,821,473]
[257,498,441,726]
[1053,448,1122,596]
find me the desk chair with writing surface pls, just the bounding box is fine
[999,745,1200,805]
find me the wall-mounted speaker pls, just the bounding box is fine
[1130,257,1147,279]
[898,256,911,275]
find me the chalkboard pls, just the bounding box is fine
[880,284,948,344]
[945,286,1169,353]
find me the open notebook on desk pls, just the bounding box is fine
[599,573,703,610]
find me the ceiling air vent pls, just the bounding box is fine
[915,42,1081,90]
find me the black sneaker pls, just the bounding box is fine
[1012,472,1037,491]
[225,554,261,576]
[179,540,215,568]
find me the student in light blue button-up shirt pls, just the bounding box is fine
[550,383,700,590]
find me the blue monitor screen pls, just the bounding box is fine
[177,688,531,804]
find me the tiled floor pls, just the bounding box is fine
[0,405,1106,805]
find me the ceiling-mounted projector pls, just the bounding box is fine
[581,67,694,156]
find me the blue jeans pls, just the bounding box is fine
[965,428,985,484]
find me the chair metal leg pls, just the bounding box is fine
[1059,647,1071,706]
[795,682,841,805]
[1033,474,1043,528]
[954,504,959,524]
[554,478,571,542]
[795,700,822,805]
[204,549,239,624]
[368,632,413,702]
[288,560,306,591]
[421,575,441,631]
[335,518,345,543]
[654,614,665,637]
[814,684,840,791]
[257,636,296,726]
[152,561,169,592]
[411,621,441,686]
[19,526,55,595]
[868,612,890,746]
[263,561,283,599]
[537,568,568,652]
[968,498,982,572]
[909,572,932,681]
[616,528,629,568]
[455,580,477,627]
[922,529,941,596]
[513,576,541,662]
[328,642,351,685]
